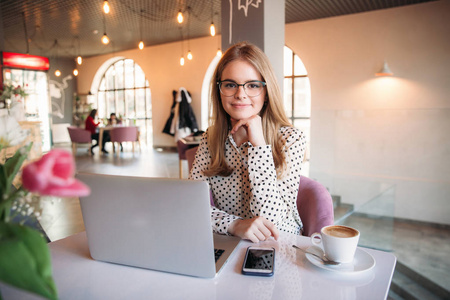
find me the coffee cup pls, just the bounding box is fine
[311,225,360,263]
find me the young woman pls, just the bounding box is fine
[189,42,306,243]
[85,109,109,154]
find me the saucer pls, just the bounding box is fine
[305,246,376,274]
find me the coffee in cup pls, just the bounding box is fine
[311,225,360,263]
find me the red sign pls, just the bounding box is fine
[1,52,49,71]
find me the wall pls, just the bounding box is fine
[286,1,450,224]
[77,36,218,147]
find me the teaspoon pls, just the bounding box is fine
[292,245,341,265]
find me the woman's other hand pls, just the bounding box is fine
[230,116,266,147]
[228,216,279,243]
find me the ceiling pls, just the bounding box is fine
[1,0,436,60]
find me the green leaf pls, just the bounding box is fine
[0,223,58,300]
[3,143,33,187]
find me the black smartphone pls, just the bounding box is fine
[241,246,275,276]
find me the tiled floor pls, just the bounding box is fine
[41,142,450,294]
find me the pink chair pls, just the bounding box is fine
[67,126,94,155]
[109,126,139,154]
[186,146,334,236]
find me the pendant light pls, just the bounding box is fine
[186,8,192,60]
[138,9,144,50]
[73,69,79,76]
[179,28,184,66]
[103,0,110,14]
[53,40,61,77]
[375,61,394,76]
[210,3,215,36]
[177,10,184,24]
[76,36,82,65]
[102,15,109,44]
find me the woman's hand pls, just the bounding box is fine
[230,116,266,146]
[228,216,279,243]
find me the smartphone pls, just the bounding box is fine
[242,246,275,276]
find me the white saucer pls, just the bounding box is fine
[305,246,376,274]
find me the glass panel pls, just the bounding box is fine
[293,77,311,118]
[124,59,134,89]
[116,90,125,117]
[99,78,106,91]
[105,68,115,90]
[125,89,135,119]
[293,119,310,161]
[114,60,124,89]
[283,78,292,118]
[135,65,146,88]
[284,46,293,76]
[146,87,152,117]
[106,91,115,117]
[294,55,308,76]
[135,88,146,118]
[98,92,106,118]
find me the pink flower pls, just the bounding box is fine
[22,149,90,197]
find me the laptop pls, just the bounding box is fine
[77,173,241,278]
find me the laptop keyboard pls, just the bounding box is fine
[214,248,225,262]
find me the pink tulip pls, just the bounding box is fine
[22,149,90,197]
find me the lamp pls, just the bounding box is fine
[102,15,109,44]
[52,40,61,77]
[138,9,144,50]
[210,3,216,37]
[73,69,79,76]
[103,0,110,14]
[76,36,82,65]
[186,8,192,60]
[375,61,393,76]
[177,10,183,23]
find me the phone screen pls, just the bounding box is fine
[242,247,275,276]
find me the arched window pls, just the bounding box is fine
[284,46,311,164]
[96,58,152,143]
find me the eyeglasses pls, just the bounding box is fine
[217,80,266,97]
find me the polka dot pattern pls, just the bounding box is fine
[189,126,306,235]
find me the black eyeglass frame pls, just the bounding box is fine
[217,80,267,97]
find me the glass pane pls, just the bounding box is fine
[283,78,292,118]
[106,91,115,117]
[135,88,146,118]
[124,59,134,88]
[97,92,104,118]
[294,55,308,76]
[114,60,124,89]
[99,78,106,91]
[293,119,310,161]
[105,68,115,90]
[146,87,152,117]
[293,77,311,118]
[135,65,146,88]
[284,46,293,76]
[125,89,135,119]
[116,90,125,117]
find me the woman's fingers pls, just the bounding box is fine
[228,216,279,243]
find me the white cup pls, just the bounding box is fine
[311,225,360,263]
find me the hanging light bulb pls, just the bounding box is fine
[73,69,79,76]
[375,61,394,76]
[187,50,193,60]
[180,56,185,66]
[102,33,109,44]
[177,10,184,23]
[103,0,110,14]
[55,69,61,77]
[138,41,144,50]
[76,55,82,65]
[217,48,222,56]
[210,23,216,37]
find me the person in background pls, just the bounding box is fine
[108,112,122,126]
[108,113,123,151]
[85,109,110,154]
[189,42,306,243]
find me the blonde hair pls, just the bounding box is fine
[204,42,292,178]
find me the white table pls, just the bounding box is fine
[1,232,396,300]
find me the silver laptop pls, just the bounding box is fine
[77,173,241,278]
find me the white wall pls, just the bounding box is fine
[286,1,450,224]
